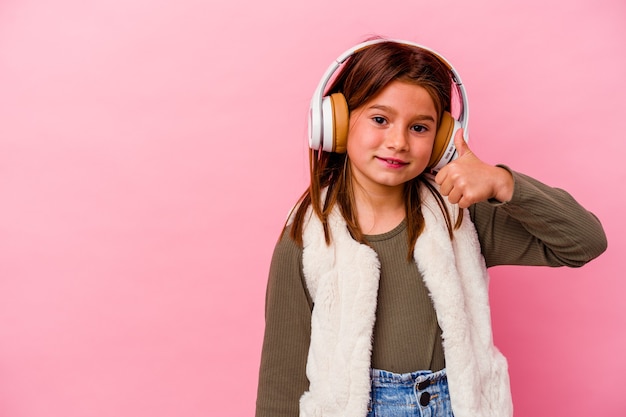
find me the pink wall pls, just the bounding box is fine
[0,1,624,416]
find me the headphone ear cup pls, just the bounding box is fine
[320,93,349,153]
[308,104,322,151]
[329,93,349,153]
[428,111,459,170]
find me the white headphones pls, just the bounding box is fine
[308,39,469,172]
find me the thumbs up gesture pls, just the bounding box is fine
[435,129,514,208]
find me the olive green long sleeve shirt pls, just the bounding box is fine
[256,170,607,417]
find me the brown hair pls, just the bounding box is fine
[289,40,462,257]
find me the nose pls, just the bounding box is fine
[385,126,409,151]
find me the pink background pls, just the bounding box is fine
[1,1,624,416]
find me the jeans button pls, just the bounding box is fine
[417,380,430,390]
[419,391,431,406]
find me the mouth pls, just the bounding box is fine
[376,156,408,166]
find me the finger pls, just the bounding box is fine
[457,197,471,209]
[438,180,453,197]
[446,187,462,205]
[454,128,470,157]
[434,167,447,186]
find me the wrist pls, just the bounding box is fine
[492,165,514,203]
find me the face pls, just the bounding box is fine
[346,80,437,195]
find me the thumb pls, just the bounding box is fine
[453,128,470,157]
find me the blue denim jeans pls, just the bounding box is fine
[367,368,454,417]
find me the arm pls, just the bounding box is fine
[255,230,312,417]
[435,129,607,268]
[469,169,607,267]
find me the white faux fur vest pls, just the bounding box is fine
[296,185,513,417]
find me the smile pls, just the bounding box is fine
[376,156,408,167]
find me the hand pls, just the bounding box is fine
[434,129,514,208]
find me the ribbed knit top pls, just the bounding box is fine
[256,170,607,417]
[366,221,445,372]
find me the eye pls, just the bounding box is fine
[411,124,428,133]
[372,116,387,125]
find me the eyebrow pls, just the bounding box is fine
[368,104,436,122]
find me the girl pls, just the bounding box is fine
[255,39,607,417]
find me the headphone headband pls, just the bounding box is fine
[308,39,470,171]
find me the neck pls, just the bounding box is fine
[353,183,406,235]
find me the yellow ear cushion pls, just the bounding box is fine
[428,111,454,168]
[329,93,349,153]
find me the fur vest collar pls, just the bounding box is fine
[297,185,513,417]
